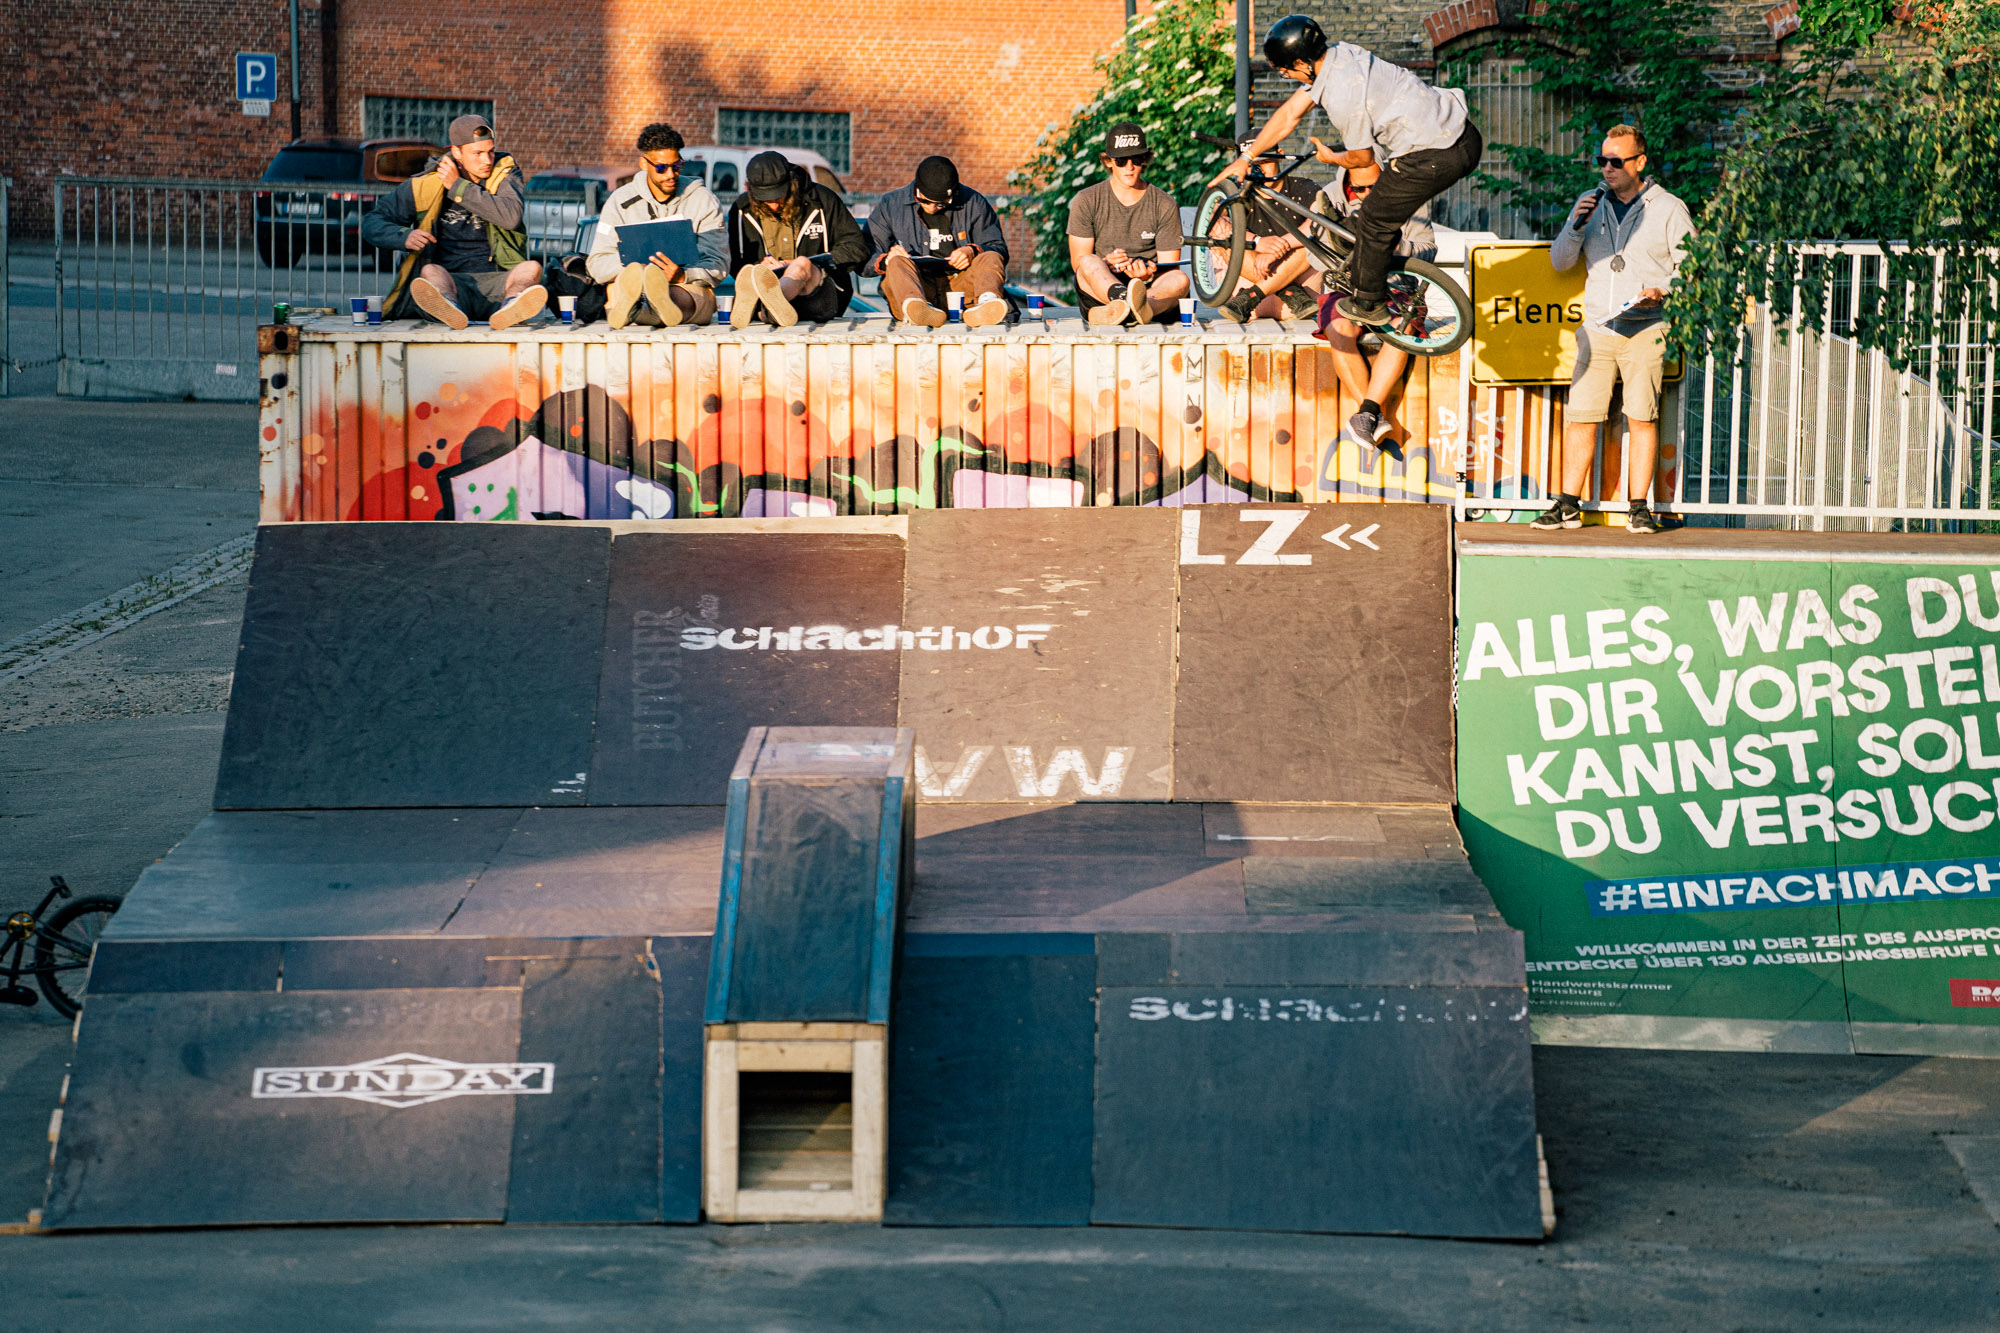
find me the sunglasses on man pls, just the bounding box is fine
[915,192,953,208]
[1110,154,1152,167]
[1595,154,1641,168]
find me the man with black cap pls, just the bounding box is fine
[726,150,870,328]
[863,156,1010,328]
[1067,123,1190,327]
[364,113,545,330]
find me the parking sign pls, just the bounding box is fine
[236,53,277,102]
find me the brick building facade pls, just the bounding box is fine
[3,0,1806,236]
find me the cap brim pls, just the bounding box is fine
[748,183,791,201]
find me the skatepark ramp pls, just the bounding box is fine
[45,506,1545,1237]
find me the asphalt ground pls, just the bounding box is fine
[0,397,1994,1330]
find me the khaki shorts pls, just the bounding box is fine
[1569,323,1665,424]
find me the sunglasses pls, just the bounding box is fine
[644,159,682,174]
[915,193,951,207]
[1110,154,1152,167]
[1595,154,1641,168]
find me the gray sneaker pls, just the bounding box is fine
[1277,283,1319,321]
[1530,500,1583,530]
[1218,285,1265,323]
[1626,504,1662,534]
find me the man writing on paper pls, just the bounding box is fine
[364,114,545,330]
[588,123,728,328]
[727,152,870,328]
[1533,125,1693,535]
[1067,123,1191,327]
[863,156,1010,328]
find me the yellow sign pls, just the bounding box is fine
[1467,242,1682,387]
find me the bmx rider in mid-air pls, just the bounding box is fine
[1212,14,1484,446]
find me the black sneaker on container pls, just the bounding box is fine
[1530,500,1583,530]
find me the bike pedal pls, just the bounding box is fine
[0,986,38,1007]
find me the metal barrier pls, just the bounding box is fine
[1457,243,2000,531]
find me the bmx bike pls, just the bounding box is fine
[2,876,119,1019]
[1188,132,1474,358]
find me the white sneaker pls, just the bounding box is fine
[644,266,681,327]
[488,284,546,332]
[730,266,762,329]
[607,263,646,329]
[900,296,946,328]
[1088,297,1130,327]
[410,277,468,330]
[963,293,1008,328]
[751,264,796,327]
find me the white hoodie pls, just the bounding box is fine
[1550,181,1693,332]
[586,176,729,285]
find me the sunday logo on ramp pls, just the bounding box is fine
[251,1053,555,1108]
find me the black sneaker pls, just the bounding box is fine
[1530,500,1583,530]
[1277,283,1319,321]
[1626,504,1662,534]
[1336,294,1390,327]
[1343,407,1393,448]
[1218,285,1266,323]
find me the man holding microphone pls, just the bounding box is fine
[1534,125,1694,535]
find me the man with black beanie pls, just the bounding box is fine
[727,150,870,327]
[863,156,1010,328]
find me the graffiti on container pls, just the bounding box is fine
[294,350,1461,521]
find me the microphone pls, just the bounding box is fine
[1572,187,1605,232]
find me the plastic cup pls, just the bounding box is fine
[558,294,577,325]
[1027,292,1045,320]
[1179,298,1196,327]
[350,296,369,325]
[366,295,383,326]
[716,293,734,318]
[946,291,964,324]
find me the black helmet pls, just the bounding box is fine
[1263,14,1329,72]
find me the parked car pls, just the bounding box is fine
[255,137,436,269]
[523,165,635,259]
[678,146,868,218]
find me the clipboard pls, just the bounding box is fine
[906,255,955,275]
[616,218,703,269]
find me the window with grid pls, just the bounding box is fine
[362,96,496,147]
[715,109,851,174]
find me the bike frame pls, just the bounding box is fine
[1203,152,1357,283]
[3,876,72,987]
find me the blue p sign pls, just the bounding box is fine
[236,53,278,102]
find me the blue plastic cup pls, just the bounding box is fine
[350,296,369,325]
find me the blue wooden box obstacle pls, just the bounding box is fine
[703,727,915,1222]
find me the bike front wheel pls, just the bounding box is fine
[34,896,119,1019]
[1189,187,1247,309]
[1373,257,1474,357]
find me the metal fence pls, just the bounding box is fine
[1434,57,1581,240]
[1457,244,2000,531]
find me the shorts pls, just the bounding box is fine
[1569,323,1666,424]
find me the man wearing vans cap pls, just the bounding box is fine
[1067,122,1190,327]
[364,113,545,330]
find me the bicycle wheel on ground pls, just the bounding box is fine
[1373,257,1473,357]
[1189,187,1247,309]
[34,896,119,1018]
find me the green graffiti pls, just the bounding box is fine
[492,486,519,522]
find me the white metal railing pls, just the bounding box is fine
[1455,243,2000,531]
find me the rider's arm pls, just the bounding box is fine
[1234,88,1317,167]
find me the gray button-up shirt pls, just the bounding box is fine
[1310,43,1468,163]
[1549,182,1694,332]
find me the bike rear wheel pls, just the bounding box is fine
[1189,187,1247,309]
[1372,257,1473,357]
[34,896,119,1018]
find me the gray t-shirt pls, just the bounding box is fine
[1066,181,1184,263]
[1310,42,1467,163]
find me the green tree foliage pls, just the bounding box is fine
[1442,0,1734,230]
[1670,0,2000,367]
[1005,0,1237,291]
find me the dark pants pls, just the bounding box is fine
[1350,124,1482,304]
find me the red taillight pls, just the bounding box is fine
[339,191,360,201]
[256,190,272,199]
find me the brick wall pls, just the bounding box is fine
[334,0,1125,197]
[1,0,332,210]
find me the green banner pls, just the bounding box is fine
[1457,549,2000,1041]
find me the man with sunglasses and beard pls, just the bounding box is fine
[587,122,728,327]
[1534,124,1693,535]
[1067,123,1191,327]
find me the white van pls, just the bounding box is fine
[680,146,866,217]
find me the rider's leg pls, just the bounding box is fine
[1345,126,1484,314]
